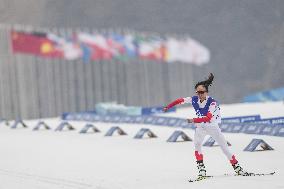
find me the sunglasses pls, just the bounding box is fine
[196,90,207,94]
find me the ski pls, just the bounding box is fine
[188,171,275,183]
[225,171,276,177]
[188,176,213,182]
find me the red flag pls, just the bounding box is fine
[10,30,64,58]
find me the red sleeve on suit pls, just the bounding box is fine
[193,112,213,123]
[166,98,184,109]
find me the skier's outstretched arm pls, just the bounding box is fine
[163,97,192,112]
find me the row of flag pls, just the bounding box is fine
[10,29,210,65]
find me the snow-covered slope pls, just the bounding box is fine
[0,102,283,189]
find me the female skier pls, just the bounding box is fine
[163,73,247,178]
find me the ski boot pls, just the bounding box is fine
[197,160,207,177]
[230,155,249,176]
[232,162,250,176]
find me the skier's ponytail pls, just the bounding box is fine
[195,73,214,92]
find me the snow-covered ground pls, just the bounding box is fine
[0,101,283,189]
